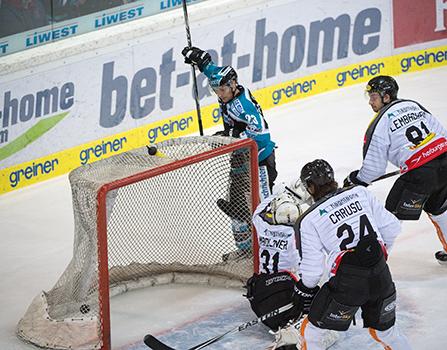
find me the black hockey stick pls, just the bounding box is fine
[182,0,204,136]
[372,170,400,183]
[143,302,295,350]
[285,186,303,201]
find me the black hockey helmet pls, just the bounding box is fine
[366,75,399,101]
[209,66,238,89]
[300,159,334,189]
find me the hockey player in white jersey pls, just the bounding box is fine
[253,180,312,275]
[246,181,338,350]
[296,159,411,350]
[344,75,447,264]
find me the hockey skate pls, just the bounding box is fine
[222,219,252,261]
[266,319,340,350]
[266,320,301,350]
[435,250,447,265]
[217,198,250,222]
[222,248,251,262]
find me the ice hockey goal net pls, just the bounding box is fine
[17,136,260,350]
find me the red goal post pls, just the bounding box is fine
[18,136,260,350]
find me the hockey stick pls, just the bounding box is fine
[143,302,295,350]
[372,170,400,183]
[182,0,204,136]
[285,186,303,201]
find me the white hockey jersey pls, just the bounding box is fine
[295,186,401,289]
[253,195,301,274]
[358,99,447,184]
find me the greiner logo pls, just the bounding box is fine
[9,159,59,188]
[79,137,127,165]
[272,79,316,105]
[147,116,193,143]
[400,50,447,72]
[336,62,384,86]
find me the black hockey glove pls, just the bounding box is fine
[181,46,211,71]
[293,280,320,314]
[343,170,369,188]
[213,130,230,136]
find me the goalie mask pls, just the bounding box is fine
[271,192,303,225]
[288,179,313,206]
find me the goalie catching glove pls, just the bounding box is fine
[343,170,369,188]
[293,280,320,314]
[181,46,211,71]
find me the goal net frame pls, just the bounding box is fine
[17,136,260,350]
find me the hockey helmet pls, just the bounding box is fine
[209,66,238,89]
[366,75,399,100]
[300,159,334,190]
[271,192,302,225]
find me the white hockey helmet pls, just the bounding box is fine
[271,192,302,225]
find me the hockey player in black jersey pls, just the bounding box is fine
[344,75,447,264]
[296,159,411,350]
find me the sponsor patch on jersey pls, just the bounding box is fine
[320,193,360,214]
[319,209,328,216]
[404,137,447,171]
[231,99,245,115]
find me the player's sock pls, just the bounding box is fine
[428,211,447,265]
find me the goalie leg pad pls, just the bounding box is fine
[246,271,300,330]
[308,283,358,331]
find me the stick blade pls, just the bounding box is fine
[143,334,176,350]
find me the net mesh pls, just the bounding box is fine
[17,136,257,350]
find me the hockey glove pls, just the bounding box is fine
[343,170,369,188]
[293,280,320,314]
[181,46,211,71]
[213,130,230,136]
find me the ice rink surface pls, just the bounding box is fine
[1,66,447,350]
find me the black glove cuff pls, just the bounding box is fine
[349,170,369,187]
[196,54,211,72]
[213,130,230,136]
[296,280,319,296]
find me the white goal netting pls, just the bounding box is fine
[17,136,259,350]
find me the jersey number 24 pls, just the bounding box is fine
[337,214,377,250]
